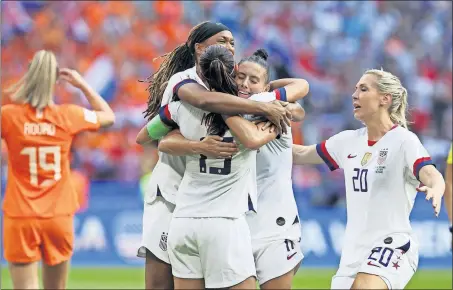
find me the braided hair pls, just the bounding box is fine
[198,45,238,136]
[143,21,231,120]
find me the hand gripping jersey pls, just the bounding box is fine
[1,103,100,217]
[245,89,300,241]
[143,66,207,205]
[316,125,433,276]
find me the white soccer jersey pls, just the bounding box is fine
[246,89,300,241]
[317,125,433,276]
[162,94,258,218]
[144,66,207,205]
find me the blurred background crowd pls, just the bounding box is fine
[2,1,452,207]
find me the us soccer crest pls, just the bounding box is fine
[361,152,372,166]
[378,148,388,165]
[159,232,168,251]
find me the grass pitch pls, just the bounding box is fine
[1,267,451,289]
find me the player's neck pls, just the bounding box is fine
[365,118,395,141]
[196,65,210,89]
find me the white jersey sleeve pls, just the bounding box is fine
[316,130,355,171]
[249,88,287,102]
[402,132,433,181]
[161,73,191,106]
[244,88,287,122]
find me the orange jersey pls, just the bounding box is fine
[1,103,100,217]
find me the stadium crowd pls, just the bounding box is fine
[2,1,452,206]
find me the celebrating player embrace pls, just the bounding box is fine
[292,69,445,289]
[142,45,284,289]
[136,21,291,290]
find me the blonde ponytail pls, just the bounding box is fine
[365,69,410,128]
[5,50,58,109]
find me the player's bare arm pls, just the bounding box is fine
[268,78,310,102]
[177,83,291,134]
[158,130,238,158]
[224,115,278,150]
[135,114,172,145]
[282,102,305,122]
[292,144,324,165]
[444,146,453,232]
[445,160,452,225]
[264,78,309,125]
[418,165,446,217]
[135,112,238,158]
[135,125,158,147]
[59,68,115,127]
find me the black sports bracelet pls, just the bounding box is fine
[450,226,452,233]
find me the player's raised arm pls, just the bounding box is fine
[136,104,179,144]
[177,81,291,134]
[280,101,305,122]
[268,79,308,122]
[136,102,239,158]
[158,130,238,158]
[59,68,115,128]
[269,78,310,103]
[223,115,278,150]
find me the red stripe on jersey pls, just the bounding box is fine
[368,140,377,146]
[164,105,172,120]
[413,157,433,180]
[275,89,281,100]
[320,141,339,169]
[368,124,398,146]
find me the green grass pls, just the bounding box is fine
[1,267,451,289]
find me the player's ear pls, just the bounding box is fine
[380,93,392,107]
[194,43,206,59]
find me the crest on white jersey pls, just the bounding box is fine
[377,148,388,165]
[361,152,372,166]
[159,232,168,251]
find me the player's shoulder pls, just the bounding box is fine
[392,126,420,142]
[332,128,364,140]
[51,103,83,116]
[55,103,79,110]
[168,66,198,85]
[1,103,25,114]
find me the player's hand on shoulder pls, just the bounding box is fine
[199,135,238,159]
[417,185,443,217]
[59,68,86,89]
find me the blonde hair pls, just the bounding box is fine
[5,50,58,109]
[364,68,409,128]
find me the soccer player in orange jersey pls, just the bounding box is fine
[1,50,115,289]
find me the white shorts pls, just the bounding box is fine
[331,233,418,290]
[168,215,256,289]
[253,237,303,285]
[137,196,175,264]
